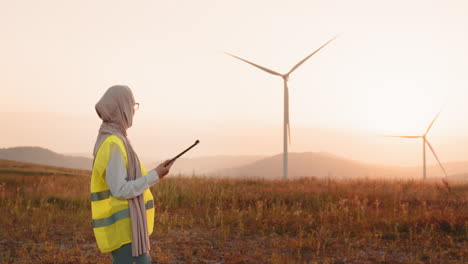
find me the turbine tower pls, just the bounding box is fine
[226,36,337,180]
[386,111,448,180]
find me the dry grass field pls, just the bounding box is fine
[0,159,467,263]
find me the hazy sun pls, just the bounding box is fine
[351,83,447,136]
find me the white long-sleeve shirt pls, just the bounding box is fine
[106,143,159,199]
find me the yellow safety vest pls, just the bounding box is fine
[90,135,155,253]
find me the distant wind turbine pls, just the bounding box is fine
[226,36,337,180]
[386,111,448,179]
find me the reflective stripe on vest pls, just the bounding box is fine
[92,200,154,228]
[90,190,111,201]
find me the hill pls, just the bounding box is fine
[224,152,468,181]
[222,152,411,179]
[0,146,93,170]
[0,159,90,177]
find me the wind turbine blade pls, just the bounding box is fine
[287,36,337,76]
[425,109,443,135]
[425,140,448,177]
[285,81,291,145]
[225,52,283,77]
[385,135,422,139]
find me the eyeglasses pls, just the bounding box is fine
[134,103,140,111]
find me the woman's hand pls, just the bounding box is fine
[154,160,173,180]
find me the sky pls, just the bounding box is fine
[1,0,468,167]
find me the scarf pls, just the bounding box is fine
[93,85,150,257]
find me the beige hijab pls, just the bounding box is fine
[93,85,150,257]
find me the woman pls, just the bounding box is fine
[90,85,172,264]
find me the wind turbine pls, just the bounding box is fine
[226,36,337,180]
[386,111,448,180]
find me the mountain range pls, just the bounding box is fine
[1,146,467,181]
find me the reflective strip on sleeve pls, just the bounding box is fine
[92,200,154,228]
